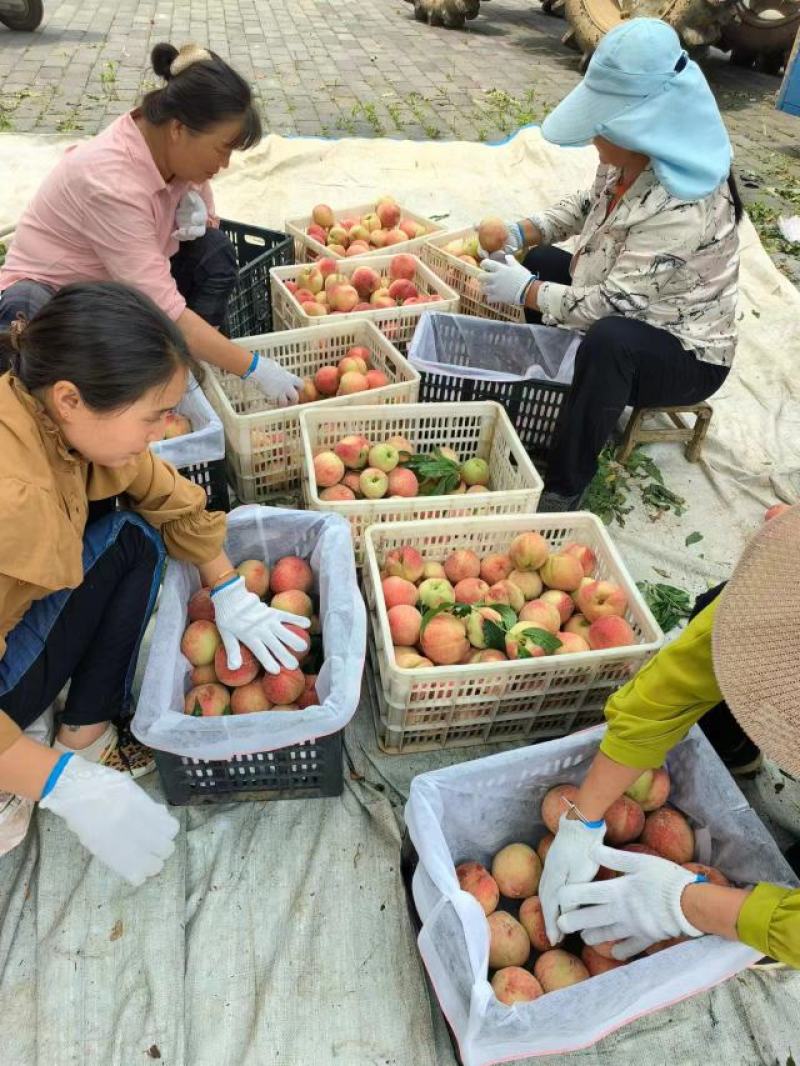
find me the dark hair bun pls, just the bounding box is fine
[151,42,179,80]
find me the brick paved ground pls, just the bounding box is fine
[1,0,800,278]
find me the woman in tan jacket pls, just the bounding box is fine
[0,283,308,886]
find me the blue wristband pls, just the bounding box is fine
[241,352,259,379]
[210,575,242,597]
[582,818,605,830]
[694,873,709,884]
[41,752,74,799]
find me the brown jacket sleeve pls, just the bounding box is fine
[91,451,227,565]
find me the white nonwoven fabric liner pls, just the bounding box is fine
[405,724,799,1065]
[133,505,366,759]
[148,373,226,468]
[408,312,580,386]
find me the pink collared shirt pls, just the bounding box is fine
[0,111,216,320]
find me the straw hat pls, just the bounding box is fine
[713,505,800,776]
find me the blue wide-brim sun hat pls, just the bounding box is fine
[541,18,732,201]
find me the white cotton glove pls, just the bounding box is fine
[556,843,706,959]
[539,812,606,946]
[244,354,302,407]
[211,576,310,674]
[174,190,208,241]
[475,220,524,260]
[39,755,179,886]
[480,254,535,305]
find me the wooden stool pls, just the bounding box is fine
[617,402,713,464]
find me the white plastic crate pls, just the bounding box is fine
[299,401,543,565]
[421,227,525,324]
[362,512,664,753]
[269,254,459,352]
[285,202,445,263]
[200,321,420,501]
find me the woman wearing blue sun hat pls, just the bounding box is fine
[480,18,741,512]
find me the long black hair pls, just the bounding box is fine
[141,42,261,150]
[728,169,743,225]
[0,282,200,411]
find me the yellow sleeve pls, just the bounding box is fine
[737,883,800,968]
[600,597,723,770]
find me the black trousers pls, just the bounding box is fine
[0,514,163,732]
[170,227,238,329]
[689,582,761,768]
[522,247,730,498]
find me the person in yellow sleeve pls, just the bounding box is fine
[0,282,308,886]
[539,508,800,967]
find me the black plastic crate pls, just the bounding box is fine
[154,729,343,805]
[178,457,230,513]
[219,219,294,339]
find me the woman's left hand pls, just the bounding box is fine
[174,190,208,241]
[210,576,310,674]
[480,255,536,305]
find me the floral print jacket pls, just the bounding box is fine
[532,164,739,366]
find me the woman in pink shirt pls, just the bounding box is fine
[0,43,300,406]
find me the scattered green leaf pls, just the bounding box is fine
[482,602,517,629]
[520,627,562,655]
[636,581,693,632]
[482,619,508,652]
[685,531,703,547]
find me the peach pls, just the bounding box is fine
[507,570,543,601]
[539,553,584,593]
[480,554,514,585]
[590,940,622,960]
[334,435,371,470]
[382,576,419,609]
[399,218,425,239]
[338,371,369,395]
[284,623,311,662]
[491,967,543,1006]
[604,795,645,845]
[214,643,259,687]
[188,587,215,622]
[387,279,418,303]
[270,556,313,594]
[368,443,400,473]
[325,272,348,295]
[361,213,381,232]
[534,949,589,992]
[163,413,192,439]
[683,862,730,887]
[575,580,628,622]
[478,217,508,254]
[541,783,579,834]
[231,680,273,714]
[271,589,313,619]
[190,663,217,685]
[587,616,636,650]
[338,354,369,376]
[487,580,525,612]
[366,369,389,389]
[420,613,469,665]
[184,682,230,716]
[360,467,389,498]
[466,605,503,648]
[377,200,402,229]
[313,451,345,488]
[765,503,791,522]
[346,241,371,258]
[444,549,481,584]
[303,302,328,317]
[261,667,306,706]
[307,224,327,244]
[418,578,455,609]
[394,646,434,669]
[536,833,554,863]
[388,604,422,646]
[422,561,446,580]
[487,912,530,969]
[296,677,320,709]
[387,467,419,497]
[562,541,597,577]
[369,229,388,248]
[298,377,319,404]
[564,614,591,640]
[509,531,549,572]
[454,578,490,605]
[349,224,370,242]
[505,622,549,660]
[539,588,574,624]
[370,288,394,306]
[237,559,270,598]
[320,484,355,502]
[519,599,561,634]
[388,253,417,282]
[385,546,425,583]
[625,766,671,811]
[456,861,500,915]
[296,265,323,294]
[333,284,361,311]
[519,895,552,952]
[554,631,590,655]
[492,843,542,898]
[180,620,222,666]
[640,807,695,864]
[645,936,689,955]
[622,843,659,856]
[581,944,626,976]
[312,203,335,228]
[314,366,340,397]
[316,257,337,278]
[469,649,507,663]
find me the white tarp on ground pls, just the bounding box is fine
[0,129,798,1066]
